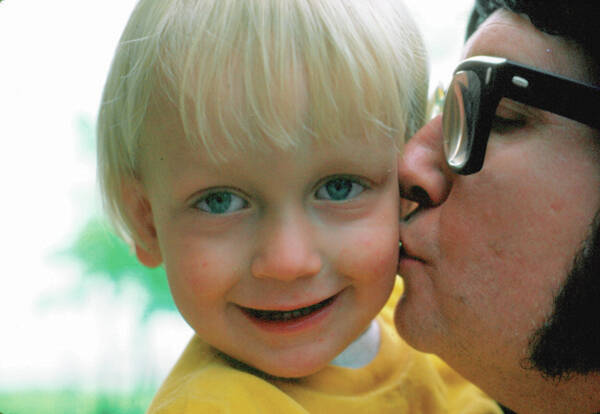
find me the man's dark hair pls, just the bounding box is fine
[466,1,600,65]
[526,211,600,379]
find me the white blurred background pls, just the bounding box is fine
[0,0,473,409]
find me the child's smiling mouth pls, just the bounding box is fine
[239,294,338,331]
[240,295,336,322]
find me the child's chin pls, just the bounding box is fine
[267,362,328,380]
[258,359,331,380]
[221,350,330,379]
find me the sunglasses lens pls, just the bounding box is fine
[443,70,480,171]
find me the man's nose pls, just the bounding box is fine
[250,211,322,281]
[397,115,453,208]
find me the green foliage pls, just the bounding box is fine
[0,389,154,414]
[66,217,176,318]
[61,113,175,318]
[75,114,97,155]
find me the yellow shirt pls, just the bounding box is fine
[147,280,501,413]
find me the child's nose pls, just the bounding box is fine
[251,212,322,281]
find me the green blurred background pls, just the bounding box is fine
[0,0,471,412]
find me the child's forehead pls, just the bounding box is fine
[140,96,395,171]
[145,71,308,152]
[142,65,397,166]
[207,59,310,134]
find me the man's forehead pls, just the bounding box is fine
[463,9,595,84]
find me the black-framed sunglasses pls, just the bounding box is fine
[442,55,600,175]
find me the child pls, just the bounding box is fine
[97,0,502,412]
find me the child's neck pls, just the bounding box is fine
[330,319,380,369]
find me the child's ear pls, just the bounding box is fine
[135,243,162,268]
[121,178,163,268]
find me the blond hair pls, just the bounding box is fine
[97,0,428,243]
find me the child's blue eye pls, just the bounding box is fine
[315,177,365,201]
[195,191,247,214]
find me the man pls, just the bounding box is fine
[394,1,600,413]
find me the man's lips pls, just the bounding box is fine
[239,295,337,323]
[398,241,424,264]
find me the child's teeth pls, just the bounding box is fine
[248,296,334,321]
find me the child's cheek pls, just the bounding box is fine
[163,240,240,302]
[337,227,399,283]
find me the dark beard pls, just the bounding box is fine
[526,212,600,379]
